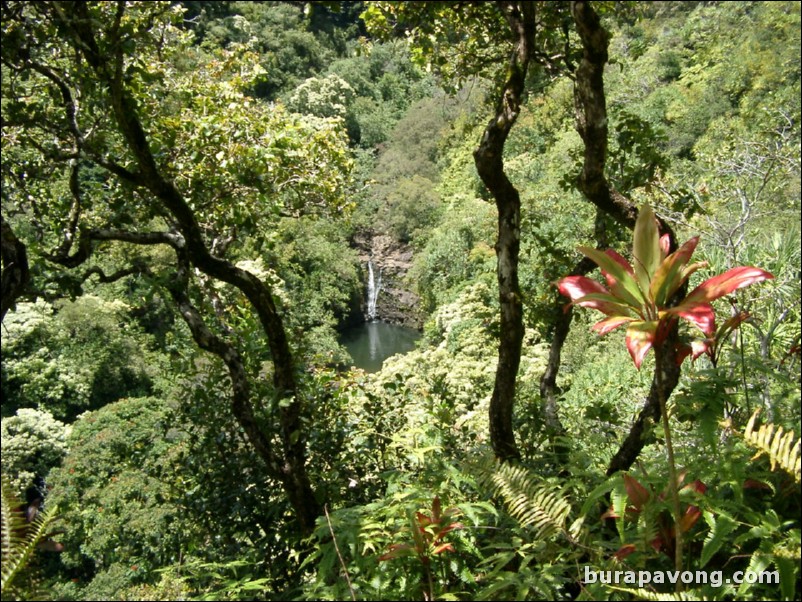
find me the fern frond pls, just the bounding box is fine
[1,474,58,594]
[475,458,571,540]
[607,586,707,600]
[743,411,801,483]
[700,511,737,568]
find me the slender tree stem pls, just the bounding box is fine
[739,323,752,417]
[324,505,356,602]
[655,349,683,588]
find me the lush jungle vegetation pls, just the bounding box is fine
[1,2,800,600]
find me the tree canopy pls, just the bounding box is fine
[1,1,799,600]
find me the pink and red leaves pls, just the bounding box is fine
[624,473,651,510]
[684,266,773,307]
[379,496,463,565]
[557,276,634,318]
[604,473,707,561]
[625,321,658,369]
[649,236,702,306]
[557,275,608,303]
[577,246,645,309]
[592,315,636,336]
[556,203,773,369]
[665,303,716,337]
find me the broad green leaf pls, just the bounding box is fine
[578,246,645,308]
[572,293,635,318]
[603,249,651,309]
[632,204,661,294]
[649,236,700,306]
[579,479,617,518]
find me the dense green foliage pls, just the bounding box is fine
[1,1,799,600]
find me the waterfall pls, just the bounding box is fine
[366,259,382,321]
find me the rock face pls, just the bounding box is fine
[353,232,424,329]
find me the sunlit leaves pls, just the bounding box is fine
[361,2,513,93]
[3,2,354,259]
[139,46,353,232]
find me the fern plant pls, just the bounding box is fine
[606,586,709,600]
[742,410,801,483]
[1,474,58,597]
[476,457,572,541]
[469,456,590,600]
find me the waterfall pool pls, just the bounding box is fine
[339,321,420,373]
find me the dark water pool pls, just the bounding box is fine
[339,321,420,373]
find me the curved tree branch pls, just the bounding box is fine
[51,1,319,533]
[167,250,285,481]
[80,264,150,285]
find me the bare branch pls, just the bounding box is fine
[47,227,184,269]
[26,60,84,149]
[81,264,150,285]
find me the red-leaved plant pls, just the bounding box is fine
[556,204,773,368]
[556,203,772,580]
[602,473,707,561]
[379,496,464,601]
[378,496,464,564]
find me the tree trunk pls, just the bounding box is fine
[540,258,596,432]
[473,1,536,462]
[57,3,321,534]
[1,215,30,322]
[570,1,685,475]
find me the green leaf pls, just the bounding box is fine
[633,204,661,295]
[579,478,617,518]
[700,511,737,568]
[578,246,645,308]
[649,236,700,306]
[572,293,636,318]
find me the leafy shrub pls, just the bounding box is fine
[2,298,156,421]
[1,409,70,496]
[47,397,188,594]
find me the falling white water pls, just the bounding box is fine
[366,259,382,321]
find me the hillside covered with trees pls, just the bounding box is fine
[1,1,800,600]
